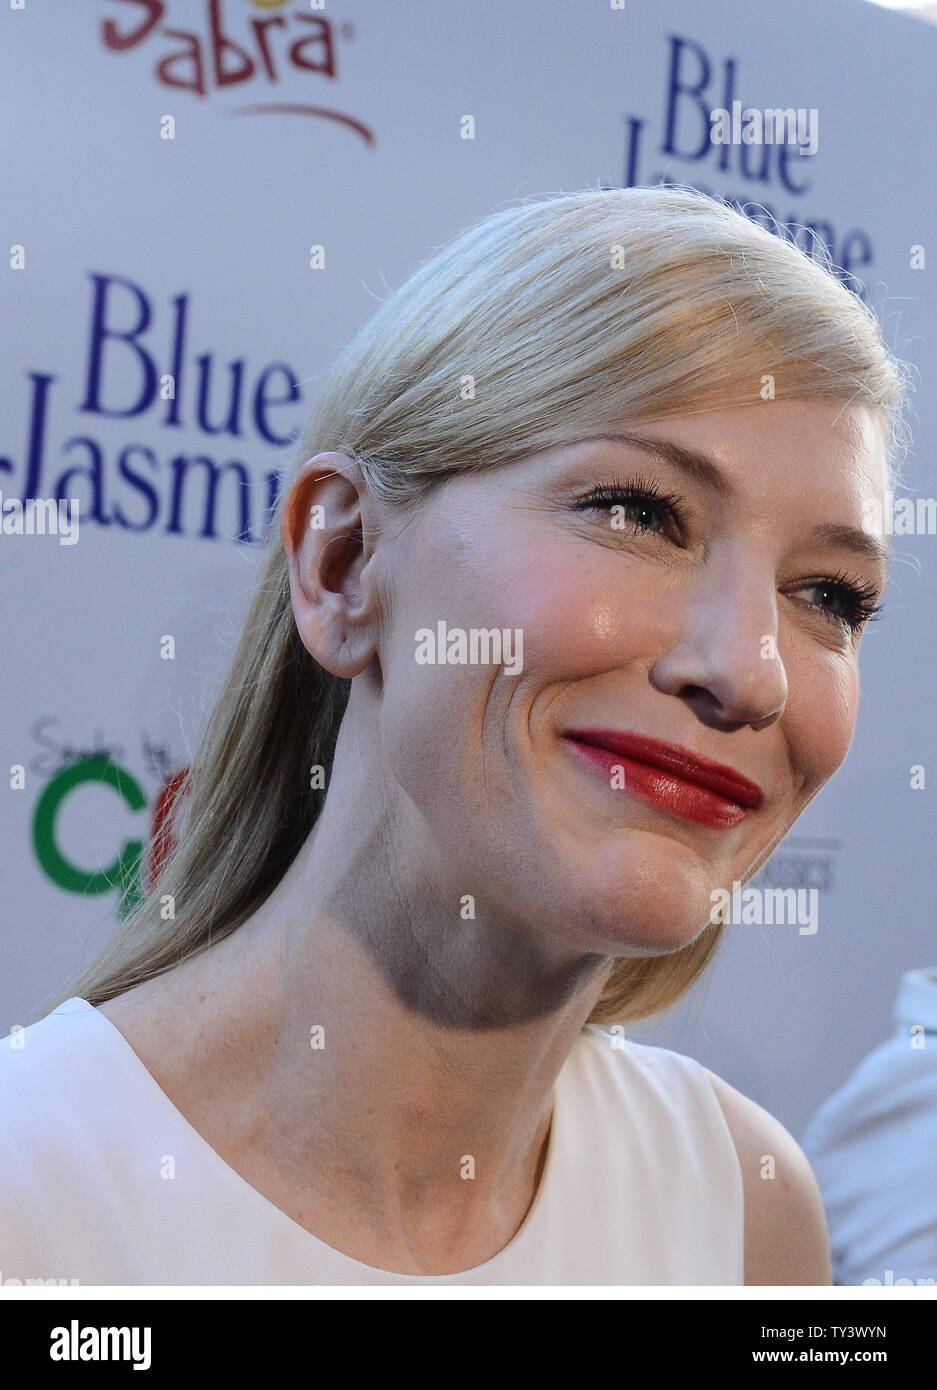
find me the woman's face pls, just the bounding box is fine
[346,398,890,960]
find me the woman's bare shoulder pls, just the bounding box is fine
[96,977,182,1055]
[95,970,226,1105]
[704,1067,832,1287]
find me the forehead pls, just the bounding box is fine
[642,398,885,482]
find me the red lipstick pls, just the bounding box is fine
[562,728,765,829]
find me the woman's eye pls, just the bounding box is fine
[804,583,849,621]
[793,577,882,634]
[612,497,668,533]
[572,483,882,637]
[573,479,685,539]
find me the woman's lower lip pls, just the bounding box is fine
[563,738,754,829]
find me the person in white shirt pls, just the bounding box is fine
[802,968,937,1287]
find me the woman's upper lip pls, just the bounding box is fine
[562,728,765,809]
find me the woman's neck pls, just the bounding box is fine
[97,793,612,1273]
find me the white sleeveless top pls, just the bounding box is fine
[0,997,744,1285]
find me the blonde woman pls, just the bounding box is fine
[0,185,910,1286]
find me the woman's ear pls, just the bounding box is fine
[280,452,381,678]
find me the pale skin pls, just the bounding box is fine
[100,397,890,1282]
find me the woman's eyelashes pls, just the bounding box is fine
[573,473,688,541]
[572,475,884,636]
[787,573,883,635]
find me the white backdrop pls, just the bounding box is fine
[2,0,935,1139]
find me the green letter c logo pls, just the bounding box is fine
[32,757,147,917]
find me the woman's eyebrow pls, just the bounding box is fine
[579,432,734,499]
[579,431,891,585]
[809,521,891,588]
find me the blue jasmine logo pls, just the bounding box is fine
[1,271,301,544]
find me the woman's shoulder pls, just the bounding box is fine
[0,998,100,1130]
[0,998,133,1179]
[0,1001,107,1256]
[579,1027,831,1285]
[578,1023,729,1100]
[702,1065,832,1285]
[577,1025,746,1183]
[1,996,97,1090]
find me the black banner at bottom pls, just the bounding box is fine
[0,1295,929,1375]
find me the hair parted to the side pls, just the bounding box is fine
[52,183,913,1024]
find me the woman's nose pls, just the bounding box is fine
[647,561,789,732]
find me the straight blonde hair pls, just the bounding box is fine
[53,183,912,1024]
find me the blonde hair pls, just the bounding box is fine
[54,183,912,1024]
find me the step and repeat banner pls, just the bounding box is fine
[2,0,935,1143]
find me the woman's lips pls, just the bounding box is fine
[562,728,765,830]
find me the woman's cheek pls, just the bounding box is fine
[793,655,860,793]
[494,549,665,676]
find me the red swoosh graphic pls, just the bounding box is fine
[229,104,375,146]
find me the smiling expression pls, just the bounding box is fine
[355,397,890,960]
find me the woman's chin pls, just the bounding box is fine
[544,840,721,956]
[592,908,714,958]
[529,881,714,959]
[611,913,713,958]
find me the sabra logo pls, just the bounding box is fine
[100,0,374,145]
[31,757,189,920]
[4,6,373,544]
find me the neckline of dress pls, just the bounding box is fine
[57,996,570,1282]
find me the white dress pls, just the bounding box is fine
[0,997,744,1285]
